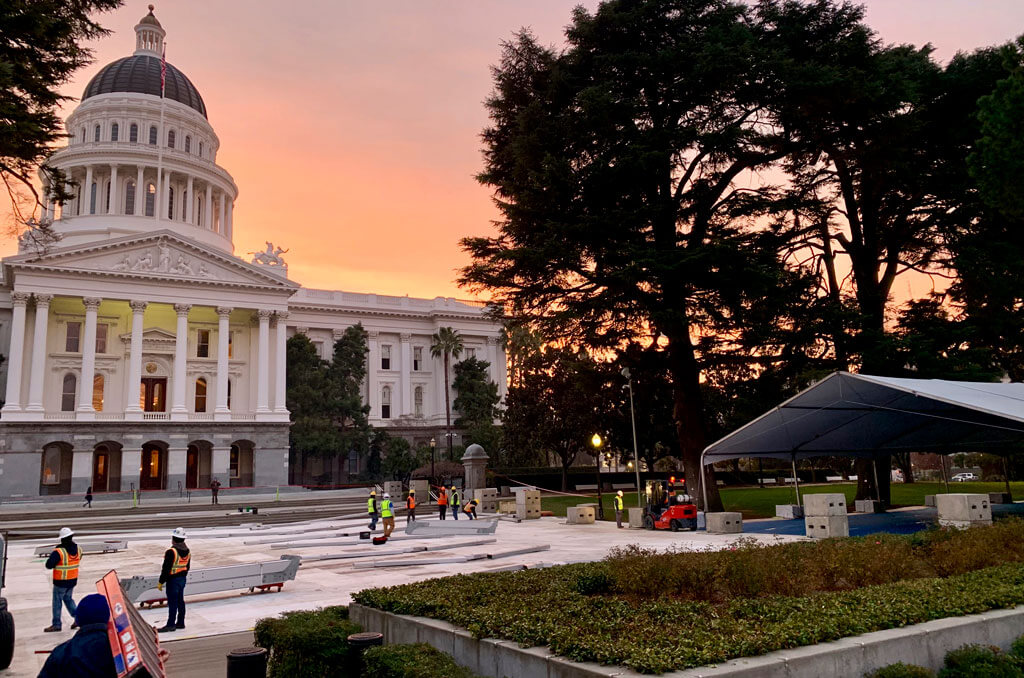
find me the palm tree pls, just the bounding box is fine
[430,326,464,459]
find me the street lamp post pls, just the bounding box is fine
[621,367,643,508]
[429,437,436,484]
[591,433,605,520]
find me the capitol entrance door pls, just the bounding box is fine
[141,378,167,412]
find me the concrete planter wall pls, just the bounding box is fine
[350,603,1024,678]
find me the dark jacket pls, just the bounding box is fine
[38,622,117,678]
[159,542,190,584]
[44,539,80,589]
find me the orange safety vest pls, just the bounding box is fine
[169,548,191,576]
[407,495,416,509]
[438,489,447,506]
[53,547,81,582]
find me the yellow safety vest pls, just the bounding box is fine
[367,497,377,514]
[614,496,623,511]
[381,499,393,518]
[169,549,190,576]
[450,491,459,507]
[53,547,81,582]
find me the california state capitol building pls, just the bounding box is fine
[0,8,506,499]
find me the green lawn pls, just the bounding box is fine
[541,481,1023,520]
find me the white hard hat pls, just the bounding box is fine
[58,527,74,539]
[383,492,390,498]
[172,527,186,539]
[617,490,623,497]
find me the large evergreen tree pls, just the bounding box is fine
[452,356,502,455]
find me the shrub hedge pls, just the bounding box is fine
[362,643,477,678]
[354,520,1024,674]
[866,664,935,678]
[253,606,362,677]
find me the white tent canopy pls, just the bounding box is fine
[698,371,1024,508]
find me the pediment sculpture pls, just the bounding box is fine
[250,241,288,267]
[109,241,214,278]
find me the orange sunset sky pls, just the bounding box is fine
[6,1,1024,299]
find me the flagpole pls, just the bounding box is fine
[156,43,167,221]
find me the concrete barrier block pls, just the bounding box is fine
[990,492,1013,504]
[410,479,430,500]
[384,481,403,498]
[567,506,595,525]
[498,500,516,514]
[628,507,644,528]
[386,611,420,645]
[803,493,846,516]
[935,493,991,522]
[925,494,936,507]
[706,512,743,534]
[805,514,849,539]
[776,504,804,519]
[855,499,885,513]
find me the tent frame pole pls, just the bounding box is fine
[700,449,709,513]
[791,454,801,506]
[872,458,882,503]
[941,454,950,494]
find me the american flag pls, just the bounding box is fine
[160,44,166,97]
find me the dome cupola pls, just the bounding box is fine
[134,5,165,56]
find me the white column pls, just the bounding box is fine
[84,165,94,214]
[171,303,190,417]
[400,333,412,416]
[215,306,231,416]
[135,166,144,215]
[185,175,194,224]
[226,200,233,240]
[77,297,101,416]
[25,293,53,413]
[125,300,147,417]
[256,309,271,413]
[108,164,119,215]
[205,184,213,229]
[2,292,30,413]
[274,312,289,414]
[367,331,379,418]
[218,193,226,234]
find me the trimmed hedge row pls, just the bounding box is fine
[868,636,1024,678]
[363,643,477,678]
[354,521,1024,674]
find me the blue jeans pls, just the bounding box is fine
[369,513,379,530]
[451,504,459,519]
[166,576,186,627]
[52,585,77,628]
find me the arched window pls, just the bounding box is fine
[381,386,392,419]
[195,378,207,412]
[125,180,136,215]
[414,386,423,417]
[111,122,119,141]
[129,123,138,143]
[89,181,97,214]
[198,141,203,158]
[185,135,191,153]
[181,190,187,221]
[197,196,203,226]
[94,124,101,142]
[92,374,104,412]
[149,125,158,145]
[145,183,156,216]
[105,181,111,213]
[61,374,77,411]
[80,127,86,143]
[167,130,175,149]
[167,186,175,219]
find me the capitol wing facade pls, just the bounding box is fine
[0,8,505,498]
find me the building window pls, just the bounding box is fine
[167,186,175,219]
[65,322,81,352]
[381,344,391,370]
[197,196,203,226]
[95,324,108,354]
[89,181,97,214]
[125,180,136,215]
[466,347,476,359]
[195,377,207,412]
[149,125,157,145]
[313,341,325,359]
[168,130,175,149]
[42,445,63,485]
[381,386,392,419]
[92,374,104,411]
[94,124,101,142]
[80,126,85,143]
[145,183,156,216]
[181,190,187,220]
[105,181,111,212]
[185,135,191,153]
[61,374,77,411]
[227,331,233,359]
[111,122,119,141]
[197,329,210,357]
[230,446,239,478]
[413,347,422,371]
[414,386,423,416]
[347,450,359,475]
[129,123,138,143]
[199,141,203,157]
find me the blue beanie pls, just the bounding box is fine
[74,594,110,626]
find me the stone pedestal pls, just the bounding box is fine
[474,488,498,513]
[805,515,849,539]
[515,489,541,520]
[567,505,596,525]
[628,507,644,528]
[706,512,743,534]
[462,444,489,492]
[776,504,804,519]
[803,493,846,516]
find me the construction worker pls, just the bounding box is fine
[44,527,80,632]
[462,497,479,520]
[157,527,190,633]
[614,490,625,528]
[381,492,395,538]
[38,594,117,677]
[406,489,416,523]
[367,489,380,530]
[210,477,221,505]
[449,485,460,520]
[437,485,448,520]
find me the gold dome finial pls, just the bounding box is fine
[148,4,155,11]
